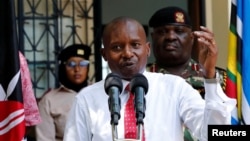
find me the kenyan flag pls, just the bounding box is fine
[0,0,26,140]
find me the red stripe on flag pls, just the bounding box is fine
[0,101,25,141]
[225,77,237,98]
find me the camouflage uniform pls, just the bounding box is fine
[147,59,226,98]
[147,59,227,141]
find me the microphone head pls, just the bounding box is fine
[104,73,123,94]
[130,73,148,94]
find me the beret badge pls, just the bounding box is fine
[175,12,185,23]
[77,49,84,55]
[149,6,192,28]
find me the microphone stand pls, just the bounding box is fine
[135,112,144,141]
[135,86,146,141]
[136,123,143,141]
[112,73,147,141]
[111,113,143,141]
[112,123,118,141]
[111,107,144,141]
[112,124,143,141]
[112,86,146,141]
[111,107,120,141]
[111,97,146,141]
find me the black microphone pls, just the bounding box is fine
[104,73,123,125]
[130,73,148,125]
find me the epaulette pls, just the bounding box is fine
[215,67,227,92]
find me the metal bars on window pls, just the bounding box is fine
[15,0,97,98]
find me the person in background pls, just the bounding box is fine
[147,6,227,141]
[36,44,91,141]
[147,6,227,98]
[19,51,42,141]
[63,16,235,141]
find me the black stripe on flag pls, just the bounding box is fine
[0,0,25,140]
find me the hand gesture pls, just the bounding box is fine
[193,26,218,79]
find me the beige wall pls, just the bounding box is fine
[205,0,230,69]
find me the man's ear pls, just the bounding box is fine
[100,48,107,61]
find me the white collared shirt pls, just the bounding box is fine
[63,71,236,141]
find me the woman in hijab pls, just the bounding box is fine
[36,44,91,141]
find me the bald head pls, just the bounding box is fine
[102,16,147,46]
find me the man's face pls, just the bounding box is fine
[151,25,194,67]
[101,20,150,80]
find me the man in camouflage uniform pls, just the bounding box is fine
[147,61,226,99]
[147,6,227,141]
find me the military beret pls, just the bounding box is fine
[149,6,192,28]
[58,44,91,62]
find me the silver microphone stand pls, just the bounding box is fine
[112,124,143,141]
[112,99,145,141]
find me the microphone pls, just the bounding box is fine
[130,73,148,125]
[104,73,123,125]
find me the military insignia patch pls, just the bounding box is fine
[175,12,185,23]
[77,49,84,55]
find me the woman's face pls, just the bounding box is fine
[64,56,89,85]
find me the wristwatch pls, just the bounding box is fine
[204,70,220,83]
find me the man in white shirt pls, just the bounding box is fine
[63,16,236,141]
